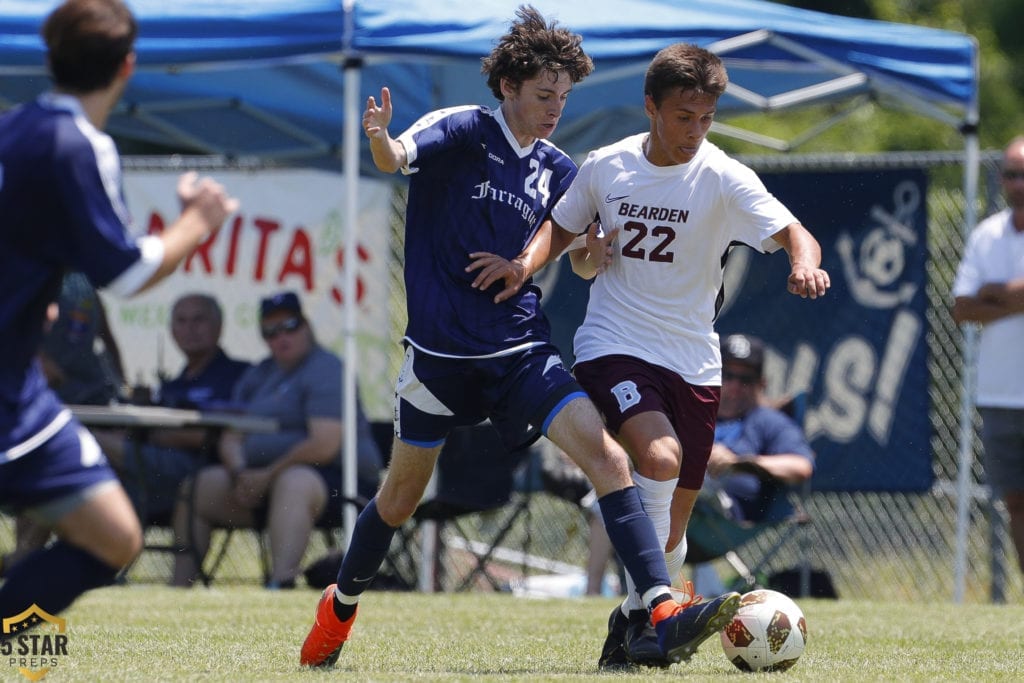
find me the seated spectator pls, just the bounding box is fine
[39,271,125,405]
[170,291,383,589]
[94,293,250,522]
[704,334,814,524]
[692,334,814,595]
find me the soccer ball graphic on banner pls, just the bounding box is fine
[720,589,807,672]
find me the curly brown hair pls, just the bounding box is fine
[644,43,728,108]
[481,5,594,101]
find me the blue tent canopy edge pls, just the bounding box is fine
[0,0,977,161]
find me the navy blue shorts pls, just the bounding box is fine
[574,354,720,490]
[394,342,586,451]
[0,416,118,516]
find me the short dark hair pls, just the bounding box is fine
[481,5,593,101]
[42,0,137,93]
[644,43,728,108]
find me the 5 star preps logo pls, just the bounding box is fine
[2,605,68,681]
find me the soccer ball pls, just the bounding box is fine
[720,589,807,672]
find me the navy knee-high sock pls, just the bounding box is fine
[0,541,119,622]
[599,486,670,599]
[336,498,397,599]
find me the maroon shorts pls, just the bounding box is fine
[574,354,720,490]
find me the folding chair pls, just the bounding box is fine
[389,423,535,592]
[242,493,370,587]
[162,463,375,587]
[685,392,815,595]
[128,486,247,587]
[685,483,811,593]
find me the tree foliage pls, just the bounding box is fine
[722,0,1024,153]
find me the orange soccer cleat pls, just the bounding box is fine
[299,584,358,668]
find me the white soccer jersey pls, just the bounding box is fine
[551,134,796,385]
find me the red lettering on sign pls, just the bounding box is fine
[331,245,370,305]
[252,218,281,281]
[184,230,219,273]
[146,212,165,235]
[139,211,378,300]
[278,229,313,290]
[225,215,243,276]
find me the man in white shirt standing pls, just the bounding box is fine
[953,135,1024,576]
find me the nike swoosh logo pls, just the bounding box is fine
[605,193,629,203]
[353,576,374,584]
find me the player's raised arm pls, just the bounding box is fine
[136,172,239,293]
[363,87,407,174]
[771,222,830,299]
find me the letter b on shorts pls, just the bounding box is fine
[610,380,641,413]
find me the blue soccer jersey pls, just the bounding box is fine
[396,105,577,358]
[0,94,162,459]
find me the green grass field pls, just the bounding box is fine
[7,586,1024,682]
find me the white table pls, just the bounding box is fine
[69,403,279,582]
[68,403,277,434]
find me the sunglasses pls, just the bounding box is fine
[261,317,303,340]
[722,370,760,386]
[1003,170,1024,181]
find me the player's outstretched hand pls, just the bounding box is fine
[363,87,392,139]
[466,252,527,304]
[585,222,618,275]
[177,171,240,233]
[787,264,830,299]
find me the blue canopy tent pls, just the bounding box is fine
[1,0,977,160]
[1,0,979,599]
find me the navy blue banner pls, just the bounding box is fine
[540,168,931,492]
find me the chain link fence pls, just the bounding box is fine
[359,149,1021,604]
[4,150,1017,604]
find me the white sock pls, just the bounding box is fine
[634,473,676,547]
[622,473,677,612]
[641,586,673,612]
[334,586,358,605]
[665,536,688,587]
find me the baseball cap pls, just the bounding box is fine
[721,334,765,375]
[259,291,303,319]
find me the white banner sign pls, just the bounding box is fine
[104,168,395,419]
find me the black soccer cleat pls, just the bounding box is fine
[624,609,672,669]
[597,606,633,670]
